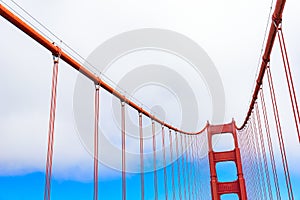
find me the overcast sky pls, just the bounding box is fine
[0,0,300,198]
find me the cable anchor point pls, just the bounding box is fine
[95,83,100,90]
[52,44,62,63]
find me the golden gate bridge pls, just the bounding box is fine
[0,0,299,199]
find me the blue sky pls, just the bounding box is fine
[0,156,212,199]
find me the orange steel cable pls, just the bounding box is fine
[152,121,158,200]
[161,126,168,200]
[180,134,187,200]
[184,135,191,200]
[266,67,294,200]
[251,114,267,199]
[194,136,199,198]
[247,121,258,197]
[1,1,296,199]
[260,88,281,199]
[252,117,264,198]
[0,3,206,136]
[277,28,300,142]
[239,0,287,129]
[44,58,59,200]
[121,102,126,200]
[191,137,196,199]
[239,128,251,197]
[175,132,182,200]
[93,85,100,200]
[255,103,273,200]
[246,121,256,196]
[169,130,176,200]
[139,113,144,200]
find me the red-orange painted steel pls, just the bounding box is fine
[0,3,205,135]
[152,121,158,200]
[207,121,247,200]
[267,67,294,199]
[240,0,286,129]
[277,29,300,142]
[139,113,145,200]
[93,86,100,200]
[255,103,273,200]
[44,60,59,200]
[169,130,176,200]
[180,134,187,200]
[175,132,182,200]
[121,102,126,200]
[161,126,168,200]
[260,88,281,199]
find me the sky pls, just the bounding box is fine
[0,0,300,199]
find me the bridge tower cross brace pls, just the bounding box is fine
[207,120,247,200]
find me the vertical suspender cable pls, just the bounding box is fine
[161,126,168,200]
[190,136,195,200]
[255,103,273,200]
[180,134,187,200]
[93,85,100,200]
[260,88,281,199]
[175,132,182,200]
[240,125,250,199]
[252,114,267,200]
[191,136,197,200]
[44,57,59,200]
[247,121,258,197]
[121,101,126,200]
[195,136,200,198]
[195,136,201,198]
[240,127,250,197]
[266,67,294,200]
[152,121,158,200]
[245,125,254,196]
[169,130,176,200]
[185,135,191,200]
[194,136,201,199]
[277,28,300,142]
[139,113,144,200]
[251,118,263,198]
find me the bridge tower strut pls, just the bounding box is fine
[207,120,247,200]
